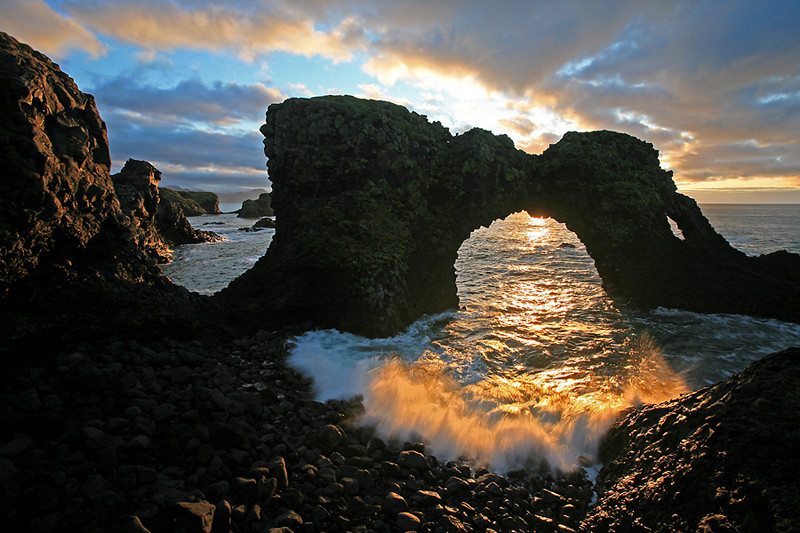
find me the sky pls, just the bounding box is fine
[2,0,800,204]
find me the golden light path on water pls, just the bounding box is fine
[352,213,688,472]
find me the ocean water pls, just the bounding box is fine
[163,204,800,472]
[159,213,274,295]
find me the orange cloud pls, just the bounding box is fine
[0,0,105,58]
[66,3,363,62]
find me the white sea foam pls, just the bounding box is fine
[288,324,687,473]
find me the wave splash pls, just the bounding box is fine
[289,327,686,473]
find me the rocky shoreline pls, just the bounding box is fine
[3,29,800,533]
[1,332,594,533]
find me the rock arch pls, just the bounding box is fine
[220,95,800,337]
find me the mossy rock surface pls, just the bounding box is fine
[159,188,220,216]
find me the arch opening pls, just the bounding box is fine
[321,210,689,472]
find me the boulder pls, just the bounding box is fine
[250,217,275,231]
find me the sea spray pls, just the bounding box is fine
[288,327,687,473]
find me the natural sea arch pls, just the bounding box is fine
[219,95,800,337]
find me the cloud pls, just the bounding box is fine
[93,77,284,126]
[353,0,800,186]
[0,0,105,57]
[6,0,799,192]
[104,112,271,193]
[103,108,267,170]
[61,0,363,62]
[91,75,278,190]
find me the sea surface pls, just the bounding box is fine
[163,204,800,472]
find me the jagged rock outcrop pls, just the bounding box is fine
[159,187,220,216]
[0,33,226,357]
[237,192,273,218]
[0,31,144,294]
[582,347,800,532]
[112,159,220,262]
[221,95,800,337]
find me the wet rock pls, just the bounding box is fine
[231,476,258,501]
[398,450,429,471]
[261,477,278,499]
[250,217,276,231]
[540,488,566,506]
[383,492,409,515]
[0,434,33,456]
[584,348,800,532]
[268,457,289,489]
[413,489,443,507]
[246,504,262,523]
[341,477,360,496]
[231,504,247,521]
[276,509,303,528]
[531,514,556,531]
[173,501,215,533]
[117,515,152,533]
[396,511,421,531]
[212,500,231,532]
[314,424,346,451]
[0,457,18,483]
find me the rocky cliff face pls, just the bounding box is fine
[582,347,800,532]
[112,159,220,262]
[222,96,536,335]
[0,32,224,355]
[0,31,142,294]
[221,95,800,337]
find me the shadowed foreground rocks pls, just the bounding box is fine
[582,347,800,532]
[0,333,597,533]
[221,96,800,337]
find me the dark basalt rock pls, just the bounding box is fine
[221,95,800,337]
[0,32,228,358]
[237,192,274,218]
[112,159,221,262]
[249,217,275,231]
[582,347,800,532]
[0,31,134,294]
